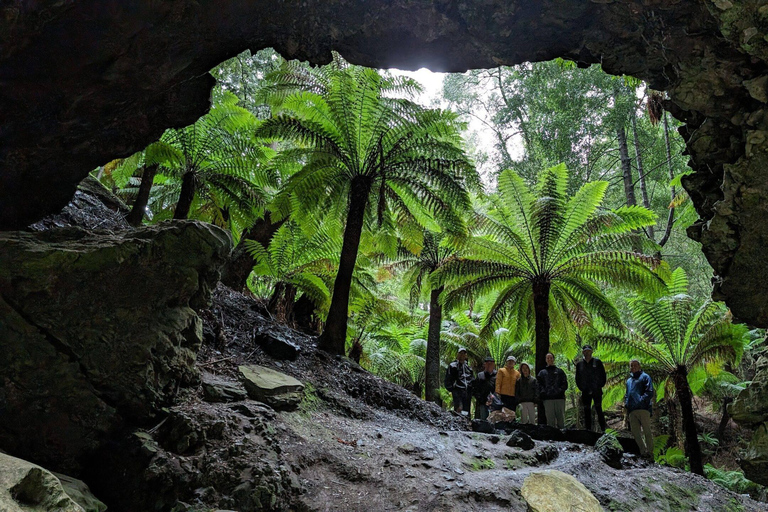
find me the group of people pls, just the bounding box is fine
[444,345,656,458]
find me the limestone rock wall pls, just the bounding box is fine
[0,221,231,473]
[2,1,768,323]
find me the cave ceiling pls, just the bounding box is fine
[2,0,768,325]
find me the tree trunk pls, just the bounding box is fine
[658,112,676,248]
[716,396,733,444]
[318,176,372,355]
[174,171,196,220]
[533,280,551,376]
[294,294,321,335]
[127,164,157,227]
[267,281,286,316]
[673,367,704,475]
[667,396,684,450]
[631,114,654,241]
[617,125,637,208]
[220,211,286,291]
[425,285,444,406]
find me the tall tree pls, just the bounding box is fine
[596,268,748,476]
[257,57,477,355]
[385,231,456,404]
[437,164,664,374]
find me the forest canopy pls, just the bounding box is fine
[95,49,764,490]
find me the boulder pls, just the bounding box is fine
[739,422,768,486]
[730,355,768,427]
[0,453,106,512]
[239,365,304,410]
[729,355,768,482]
[0,221,231,472]
[202,375,247,403]
[595,433,623,469]
[509,423,566,442]
[253,328,302,361]
[470,419,495,434]
[521,470,602,512]
[506,430,535,451]
[563,429,603,446]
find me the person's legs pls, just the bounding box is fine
[544,400,557,427]
[452,389,464,413]
[593,391,607,431]
[629,410,648,455]
[476,402,489,420]
[500,394,516,410]
[554,399,566,428]
[462,390,472,414]
[581,393,593,430]
[521,402,535,424]
[638,409,654,456]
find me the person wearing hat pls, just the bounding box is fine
[495,355,520,411]
[445,347,474,414]
[575,344,607,432]
[471,356,497,420]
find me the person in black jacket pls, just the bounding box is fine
[575,344,607,432]
[537,353,568,428]
[445,347,474,414]
[471,356,497,420]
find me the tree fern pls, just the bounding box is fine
[258,56,479,355]
[436,164,664,374]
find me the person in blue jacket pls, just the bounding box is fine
[624,359,655,458]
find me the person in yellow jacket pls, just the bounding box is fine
[495,355,520,410]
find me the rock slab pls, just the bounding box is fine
[239,365,304,410]
[521,470,602,512]
[0,221,231,472]
[0,453,106,512]
[506,430,535,451]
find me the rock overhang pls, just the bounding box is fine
[2,0,768,325]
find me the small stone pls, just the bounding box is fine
[202,376,247,403]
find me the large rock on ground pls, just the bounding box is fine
[730,354,768,484]
[0,453,105,512]
[0,221,231,472]
[521,470,602,512]
[239,365,304,411]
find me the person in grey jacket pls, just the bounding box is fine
[515,362,538,424]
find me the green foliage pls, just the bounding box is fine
[704,465,765,495]
[468,457,496,471]
[437,163,663,363]
[656,446,687,468]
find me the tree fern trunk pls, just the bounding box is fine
[674,367,704,475]
[268,281,286,316]
[174,171,196,220]
[716,396,733,444]
[533,280,551,376]
[533,280,550,425]
[319,176,372,355]
[127,164,157,227]
[631,114,654,241]
[425,285,444,405]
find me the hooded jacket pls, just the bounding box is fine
[515,364,538,403]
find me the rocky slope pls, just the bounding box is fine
[77,284,761,511]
